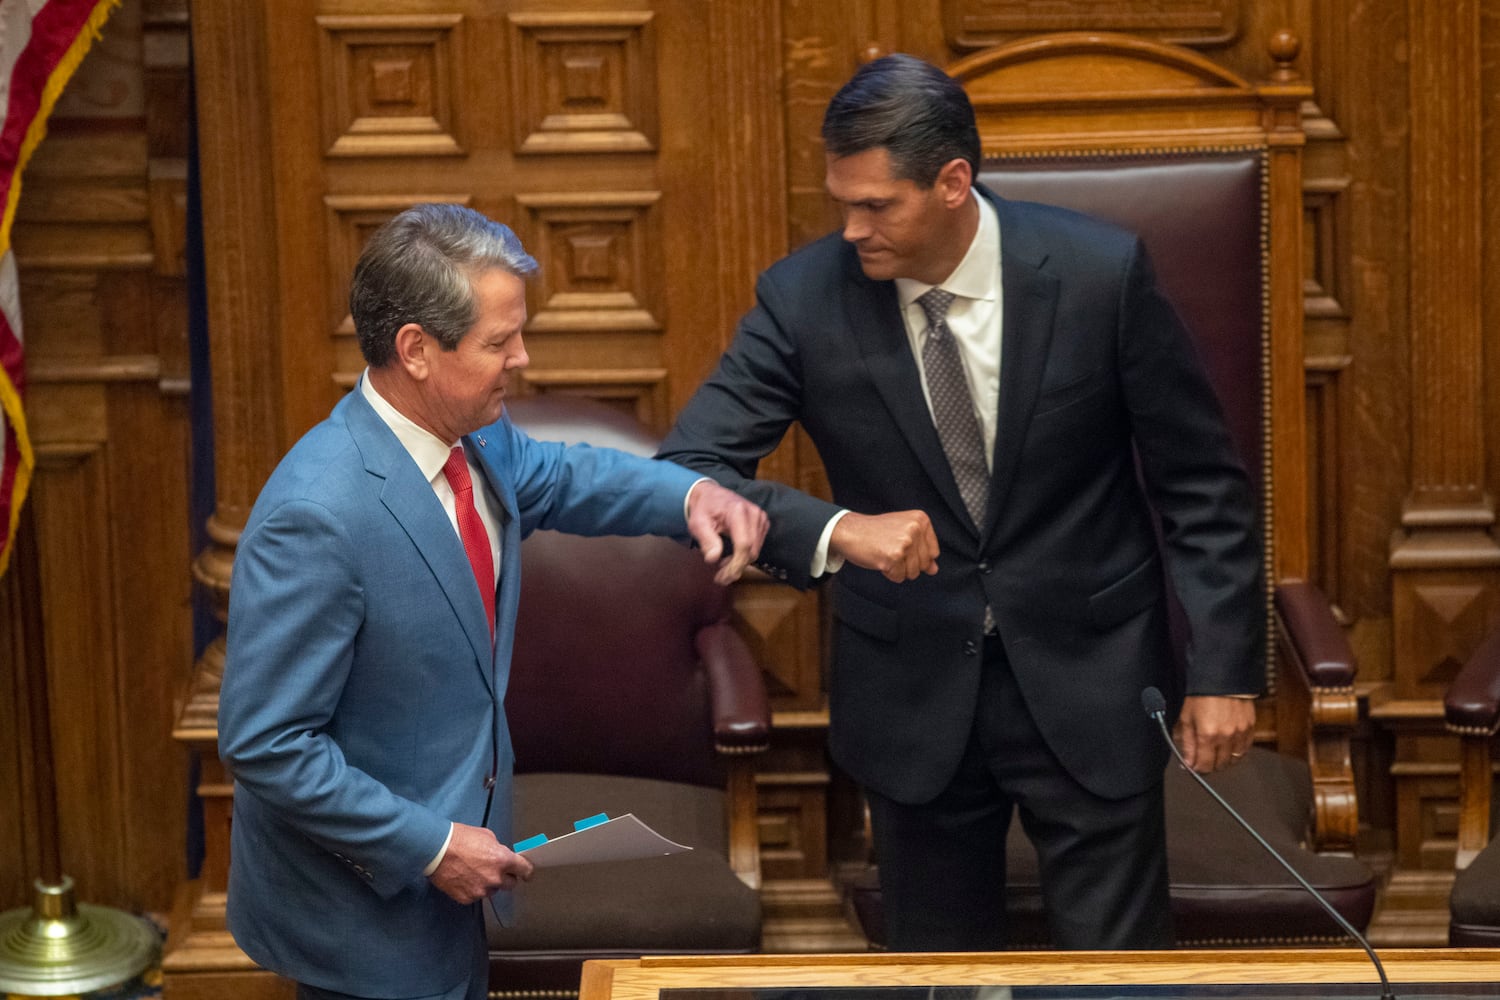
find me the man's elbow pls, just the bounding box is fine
[217,717,292,788]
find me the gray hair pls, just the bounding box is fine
[351,203,538,367]
[822,54,981,187]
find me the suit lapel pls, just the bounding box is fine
[343,390,497,694]
[844,254,979,534]
[984,194,1060,542]
[464,430,517,529]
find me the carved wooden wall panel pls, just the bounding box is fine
[236,3,739,441]
[1297,5,1404,682]
[0,0,192,916]
[518,367,669,431]
[1305,357,1349,609]
[515,191,663,335]
[732,578,823,711]
[0,521,47,909]
[508,11,657,155]
[1302,181,1350,321]
[941,0,1242,49]
[317,14,466,158]
[758,774,830,881]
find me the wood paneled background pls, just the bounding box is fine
[0,0,192,916]
[1,0,1497,957]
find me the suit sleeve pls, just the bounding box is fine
[656,272,842,589]
[1118,238,1266,696]
[218,498,452,899]
[497,418,705,541]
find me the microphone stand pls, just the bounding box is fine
[1144,695,1395,1000]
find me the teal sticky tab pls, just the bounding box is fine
[573,813,609,832]
[514,833,548,852]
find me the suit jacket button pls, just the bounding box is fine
[978,560,992,574]
[963,639,978,656]
[483,774,496,790]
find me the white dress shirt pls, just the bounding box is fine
[360,373,504,583]
[813,191,1003,575]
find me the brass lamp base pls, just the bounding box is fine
[0,876,159,996]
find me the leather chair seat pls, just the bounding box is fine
[850,749,1376,949]
[1450,828,1500,947]
[486,774,760,987]
[1443,624,1500,947]
[1161,749,1375,944]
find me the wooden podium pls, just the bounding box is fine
[581,950,1500,1000]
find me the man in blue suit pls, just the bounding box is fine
[218,203,768,1000]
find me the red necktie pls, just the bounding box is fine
[441,446,495,642]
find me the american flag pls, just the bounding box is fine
[0,0,118,578]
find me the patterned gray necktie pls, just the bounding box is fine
[917,287,989,529]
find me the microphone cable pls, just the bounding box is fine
[1140,686,1394,1000]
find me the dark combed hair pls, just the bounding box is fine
[350,203,538,368]
[821,53,981,187]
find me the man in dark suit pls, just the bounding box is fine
[219,204,767,1000]
[657,54,1263,950]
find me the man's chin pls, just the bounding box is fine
[857,257,895,281]
[479,393,507,426]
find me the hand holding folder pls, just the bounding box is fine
[514,813,691,868]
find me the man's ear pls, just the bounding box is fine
[392,323,429,380]
[935,157,973,208]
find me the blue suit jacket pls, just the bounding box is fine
[219,387,700,995]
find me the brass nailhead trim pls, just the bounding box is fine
[717,741,770,755]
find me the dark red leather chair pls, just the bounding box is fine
[1442,626,1500,946]
[485,395,768,996]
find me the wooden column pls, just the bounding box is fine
[163,2,293,998]
[1381,0,1500,880]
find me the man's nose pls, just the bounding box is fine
[841,212,870,243]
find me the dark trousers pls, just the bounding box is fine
[295,906,489,1000]
[865,636,1173,951]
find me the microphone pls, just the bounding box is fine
[1141,687,1394,1000]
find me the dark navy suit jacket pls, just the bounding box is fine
[659,187,1264,805]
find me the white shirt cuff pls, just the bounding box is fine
[423,823,454,877]
[684,477,713,520]
[811,510,851,578]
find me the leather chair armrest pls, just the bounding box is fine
[1275,580,1356,689]
[1273,580,1359,854]
[1446,626,1500,868]
[1445,626,1500,734]
[1444,624,1500,868]
[697,620,769,889]
[696,620,770,754]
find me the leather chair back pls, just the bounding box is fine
[980,152,1266,500]
[487,396,763,996]
[502,396,733,790]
